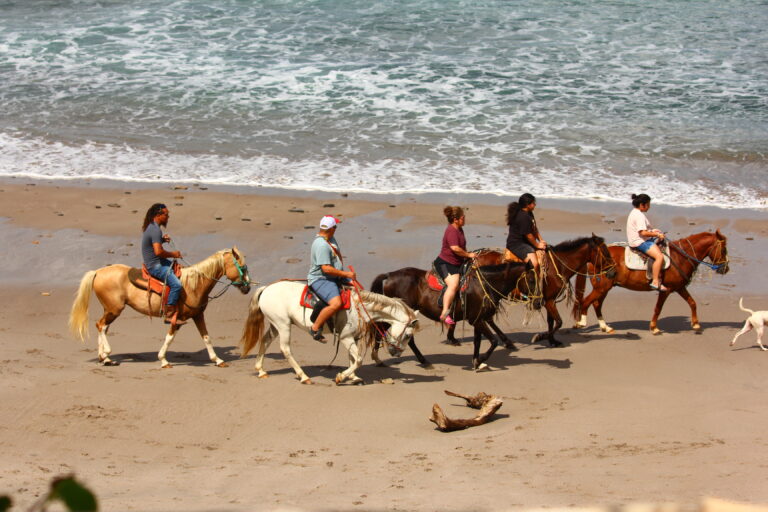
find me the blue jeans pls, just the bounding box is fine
[148,260,182,306]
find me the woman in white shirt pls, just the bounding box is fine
[627,194,667,292]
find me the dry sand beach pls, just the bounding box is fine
[1,178,768,511]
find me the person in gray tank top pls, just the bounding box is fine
[141,203,184,321]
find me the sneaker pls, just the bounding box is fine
[441,314,456,326]
[309,327,327,343]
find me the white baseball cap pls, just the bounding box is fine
[319,215,340,230]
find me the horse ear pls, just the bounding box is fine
[231,246,241,260]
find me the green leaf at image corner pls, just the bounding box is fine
[49,477,98,512]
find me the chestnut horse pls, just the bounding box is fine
[572,230,729,335]
[69,247,252,368]
[459,234,616,347]
[370,262,537,370]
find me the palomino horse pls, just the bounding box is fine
[370,261,537,370]
[461,234,616,347]
[69,247,251,368]
[240,281,419,385]
[572,230,729,335]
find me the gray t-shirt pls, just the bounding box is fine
[307,235,342,285]
[141,222,164,267]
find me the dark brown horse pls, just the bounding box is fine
[458,234,616,347]
[370,262,537,370]
[572,230,729,335]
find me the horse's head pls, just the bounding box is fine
[383,307,419,357]
[710,229,730,275]
[591,233,617,279]
[224,246,252,294]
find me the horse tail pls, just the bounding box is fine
[739,297,754,316]
[240,285,267,357]
[571,272,587,321]
[69,270,97,342]
[370,272,387,294]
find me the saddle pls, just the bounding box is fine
[127,263,183,305]
[300,285,352,324]
[618,244,671,280]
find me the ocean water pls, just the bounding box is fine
[0,0,766,208]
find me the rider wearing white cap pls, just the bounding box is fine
[307,215,357,342]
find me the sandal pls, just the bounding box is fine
[309,327,327,343]
[440,314,456,326]
[649,283,669,293]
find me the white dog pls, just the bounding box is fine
[730,298,768,351]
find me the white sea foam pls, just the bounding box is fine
[0,134,765,210]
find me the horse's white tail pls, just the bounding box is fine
[240,285,268,357]
[69,270,97,342]
[739,297,754,316]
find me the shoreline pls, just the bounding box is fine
[2,175,768,215]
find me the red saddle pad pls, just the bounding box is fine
[300,285,352,309]
[427,271,470,292]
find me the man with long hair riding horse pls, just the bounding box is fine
[307,215,357,342]
[141,203,183,322]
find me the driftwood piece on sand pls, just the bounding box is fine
[429,390,503,432]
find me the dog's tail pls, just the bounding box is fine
[739,297,755,316]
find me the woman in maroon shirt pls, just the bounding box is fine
[434,206,477,325]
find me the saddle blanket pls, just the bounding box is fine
[426,271,470,292]
[620,244,671,271]
[127,263,183,304]
[300,285,352,310]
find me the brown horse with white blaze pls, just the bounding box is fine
[572,230,729,335]
[69,247,251,367]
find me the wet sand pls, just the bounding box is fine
[1,178,767,511]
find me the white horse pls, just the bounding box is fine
[240,281,419,385]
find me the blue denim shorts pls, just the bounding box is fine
[310,278,341,303]
[636,237,659,254]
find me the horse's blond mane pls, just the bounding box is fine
[358,290,412,318]
[181,250,227,289]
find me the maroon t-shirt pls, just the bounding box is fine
[438,225,466,265]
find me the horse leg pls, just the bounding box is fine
[488,318,516,351]
[408,336,432,368]
[254,326,277,378]
[191,315,227,367]
[446,324,460,346]
[95,308,123,366]
[650,290,672,335]
[533,301,563,347]
[371,339,384,366]
[157,325,182,368]
[675,287,701,332]
[276,325,310,384]
[336,337,364,385]
[477,321,500,371]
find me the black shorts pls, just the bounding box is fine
[434,257,461,280]
[507,242,535,261]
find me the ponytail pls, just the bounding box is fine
[631,194,651,208]
[507,193,536,225]
[142,203,167,231]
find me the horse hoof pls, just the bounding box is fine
[103,360,120,367]
[258,373,269,379]
[651,328,662,336]
[216,361,229,368]
[475,363,490,372]
[602,327,615,334]
[161,364,173,369]
[302,378,313,385]
[421,364,435,370]
[351,378,364,385]
[504,343,518,351]
[692,324,702,332]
